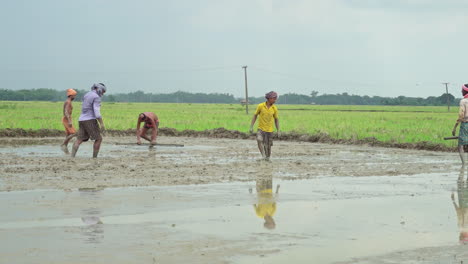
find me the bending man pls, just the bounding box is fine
[136,112,159,145]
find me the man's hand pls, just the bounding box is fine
[453,128,457,137]
[249,127,254,134]
[100,125,106,133]
[277,131,281,138]
[68,123,72,128]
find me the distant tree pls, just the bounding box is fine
[438,93,455,105]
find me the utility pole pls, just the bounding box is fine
[242,66,249,114]
[442,82,450,112]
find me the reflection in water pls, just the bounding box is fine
[79,188,104,244]
[452,167,468,244]
[249,166,280,230]
[148,144,157,157]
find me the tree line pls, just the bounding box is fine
[0,88,458,106]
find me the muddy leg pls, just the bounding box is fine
[256,131,266,159]
[93,138,102,158]
[459,145,466,166]
[71,139,83,158]
[257,140,266,159]
[61,134,77,154]
[264,137,272,160]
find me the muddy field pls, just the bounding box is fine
[1,134,468,264]
[0,134,457,192]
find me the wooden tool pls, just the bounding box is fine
[115,143,184,147]
[444,136,458,140]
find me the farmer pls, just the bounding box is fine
[249,91,280,160]
[60,89,77,154]
[71,83,107,158]
[136,112,159,145]
[249,169,280,230]
[452,84,468,165]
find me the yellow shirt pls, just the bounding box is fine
[254,189,277,218]
[254,102,278,133]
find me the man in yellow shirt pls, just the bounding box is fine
[249,91,280,160]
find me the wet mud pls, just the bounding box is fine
[0,127,455,152]
[0,135,467,263]
[0,135,458,192]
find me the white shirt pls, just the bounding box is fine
[458,98,468,122]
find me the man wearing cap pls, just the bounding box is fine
[60,89,78,154]
[249,91,280,161]
[72,83,107,158]
[452,84,468,165]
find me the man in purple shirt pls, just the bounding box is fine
[71,83,107,158]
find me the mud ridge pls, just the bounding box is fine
[0,128,455,152]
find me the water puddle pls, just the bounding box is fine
[0,171,465,263]
[0,143,208,158]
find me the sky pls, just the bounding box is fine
[1,0,467,98]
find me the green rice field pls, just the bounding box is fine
[0,101,459,147]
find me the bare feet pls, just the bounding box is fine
[60,144,69,154]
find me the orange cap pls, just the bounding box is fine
[67,89,77,97]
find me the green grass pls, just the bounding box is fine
[0,101,459,147]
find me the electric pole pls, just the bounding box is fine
[442,82,450,112]
[242,66,249,114]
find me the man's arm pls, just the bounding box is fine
[96,117,105,132]
[64,101,72,127]
[92,97,105,131]
[250,115,258,133]
[453,104,465,136]
[275,118,280,137]
[136,118,142,143]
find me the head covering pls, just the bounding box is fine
[463,84,468,92]
[91,83,107,97]
[66,89,77,97]
[265,91,278,99]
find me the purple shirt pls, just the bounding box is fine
[79,90,102,121]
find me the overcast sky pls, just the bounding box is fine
[1,0,467,98]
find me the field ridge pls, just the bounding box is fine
[0,128,454,152]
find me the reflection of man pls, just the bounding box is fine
[451,167,468,244]
[79,188,104,244]
[250,169,280,229]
